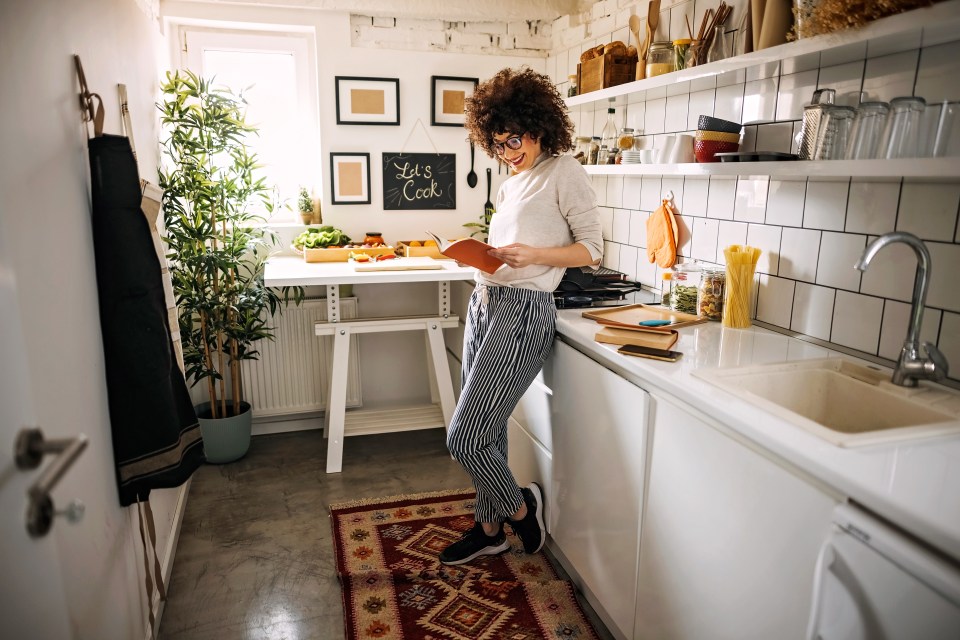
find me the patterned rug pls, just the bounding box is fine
[330,489,601,640]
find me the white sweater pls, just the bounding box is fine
[478,153,603,292]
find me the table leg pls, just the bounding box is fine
[325,326,351,473]
[426,321,456,429]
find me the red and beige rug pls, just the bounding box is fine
[330,489,601,640]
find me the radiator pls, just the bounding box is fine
[188,297,362,418]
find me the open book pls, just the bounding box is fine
[426,231,504,274]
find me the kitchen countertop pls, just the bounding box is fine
[556,310,960,563]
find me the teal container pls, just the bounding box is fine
[195,401,252,464]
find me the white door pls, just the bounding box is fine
[0,231,73,637]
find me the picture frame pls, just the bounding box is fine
[335,76,400,125]
[430,76,478,127]
[329,152,371,205]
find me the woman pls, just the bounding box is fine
[440,67,603,565]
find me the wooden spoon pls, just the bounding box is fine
[628,14,642,49]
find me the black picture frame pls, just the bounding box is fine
[334,76,400,126]
[329,152,371,205]
[430,76,478,127]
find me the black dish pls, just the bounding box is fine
[715,151,799,162]
[697,115,742,134]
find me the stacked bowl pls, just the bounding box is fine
[696,115,741,162]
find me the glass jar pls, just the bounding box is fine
[698,268,725,320]
[646,42,675,78]
[574,136,592,164]
[669,261,701,315]
[617,127,636,151]
[567,74,578,97]
[363,232,385,246]
[673,38,692,71]
[587,137,601,164]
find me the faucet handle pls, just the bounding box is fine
[922,341,949,380]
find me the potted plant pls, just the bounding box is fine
[464,205,495,241]
[297,187,314,224]
[158,70,302,463]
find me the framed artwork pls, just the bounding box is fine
[335,76,400,125]
[329,153,371,205]
[430,76,478,127]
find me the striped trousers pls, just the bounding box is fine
[447,283,557,524]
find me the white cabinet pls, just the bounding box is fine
[547,340,650,640]
[634,395,839,640]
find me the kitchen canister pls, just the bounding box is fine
[722,245,760,328]
[698,268,725,320]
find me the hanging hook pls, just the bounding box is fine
[663,189,675,205]
[73,54,104,138]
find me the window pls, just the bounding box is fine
[180,27,318,222]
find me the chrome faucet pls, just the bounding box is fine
[855,232,949,387]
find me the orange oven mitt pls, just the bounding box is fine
[646,197,679,268]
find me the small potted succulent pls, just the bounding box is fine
[297,187,314,224]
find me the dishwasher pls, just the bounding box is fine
[807,503,960,639]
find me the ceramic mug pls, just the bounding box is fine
[671,134,696,163]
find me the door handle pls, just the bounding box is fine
[15,427,88,538]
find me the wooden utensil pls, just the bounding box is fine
[629,14,642,49]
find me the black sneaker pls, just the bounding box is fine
[439,523,509,565]
[508,483,546,554]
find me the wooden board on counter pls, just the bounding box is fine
[304,246,395,263]
[594,326,679,349]
[582,304,704,332]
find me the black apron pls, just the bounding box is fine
[89,134,204,506]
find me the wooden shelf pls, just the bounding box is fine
[584,158,960,181]
[565,0,960,110]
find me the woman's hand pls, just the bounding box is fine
[487,243,540,268]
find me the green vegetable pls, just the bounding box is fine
[294,226,351,250]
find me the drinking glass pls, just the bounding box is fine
[813,105,856,160]
[879,97,926,159]
[922,100,960,157]
[846,102,890,160]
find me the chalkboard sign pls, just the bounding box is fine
[382,152,456,210]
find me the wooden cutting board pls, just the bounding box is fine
[582,304,704,332]
[594,326,679,350]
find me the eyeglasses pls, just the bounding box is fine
[492,133,526,155]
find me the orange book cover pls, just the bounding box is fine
[426,231,504,274]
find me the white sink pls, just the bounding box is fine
[693,358,960,447]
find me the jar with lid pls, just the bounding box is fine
[697,268,725,320]
[587,137,601,164]
[363,232,385,247]
[646,42,675,78]
[573,136,592,164]
[567,74,578,97]
[617,128,636,151]
[669,261,700,314]
[673,38,692,71]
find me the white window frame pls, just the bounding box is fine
[177,26,320,223]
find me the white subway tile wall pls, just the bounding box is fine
[551,2,960,380]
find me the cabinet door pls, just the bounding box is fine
[550,341,649,639]
[512,369,555,453]
[507,416,554,532]
[635,396,838,640]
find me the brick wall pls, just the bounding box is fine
[350,15,551,56]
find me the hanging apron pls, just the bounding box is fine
[88,134,205,506]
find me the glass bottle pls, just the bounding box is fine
[597,106,618,164]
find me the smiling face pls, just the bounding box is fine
[493,131,542,174]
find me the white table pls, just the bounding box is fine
[264,256,476,472]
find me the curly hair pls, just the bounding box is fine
[465,67,574,159]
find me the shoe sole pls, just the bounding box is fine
[439,539,510,566]
[527,482,546,554]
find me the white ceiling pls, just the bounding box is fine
[172,0,592,22]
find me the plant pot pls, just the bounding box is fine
[195,401,252,463]
[299,211,313,224]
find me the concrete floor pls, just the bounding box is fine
[158,427,613,640]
